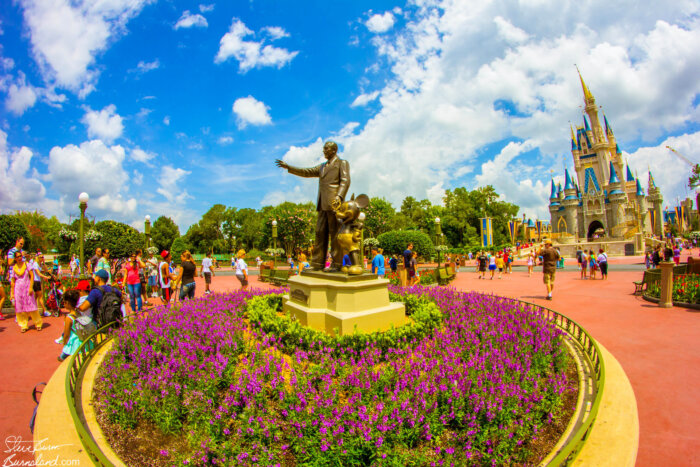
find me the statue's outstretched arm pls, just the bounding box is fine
[275,159,322,178]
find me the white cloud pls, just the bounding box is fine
[0,130,48,209]
[215,19,298,72]
[628,132,700,208]
[82,105,124,143]
[157,165,191,204]
[6,78,37,115]
[351,91,379,107]
[217,136,234,145]
[493,16,529,44]
[366,12,395,34]
[174,10,208,29]
[268,0,700,220]
[199,4,214,13]
[163,116,170,126]
[20,0,151,93]
[232,96,272,129]
[262,26,289,40]
[132,59,160,73]
[131,148,155,163]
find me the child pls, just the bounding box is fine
[495,253,504,279]
[588,249,597,280]
[57,289,82,362]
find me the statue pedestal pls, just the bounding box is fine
[283,270,406,335]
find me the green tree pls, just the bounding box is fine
[185,204,228,253]
[377,230,435,258]
[170,237,188,264]
[0,215,29,252]
[224,207,264,252]
[85,220,144,258]
[364,198,396,238]
[259,202,316,256]
[151,216,180,252]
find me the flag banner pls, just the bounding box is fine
[480,217,493,247]
[508,221,515,244]
[536,220,542,236]
[675,206,682,229]
[649,209,656,232]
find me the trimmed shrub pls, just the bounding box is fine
[377,230,435,257]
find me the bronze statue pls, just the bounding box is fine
[275,141,350,271]
[335,194,369,275]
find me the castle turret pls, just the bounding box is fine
[647,170,663,236]
[577,68,606,145]
[604,114,616,147]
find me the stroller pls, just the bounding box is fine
[45,275,64,317]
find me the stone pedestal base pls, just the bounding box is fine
[283,270,406,335]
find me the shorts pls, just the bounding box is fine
[160,286,172,302]
[498,267,503,272]
[33,281,42,293]
[236,274,248,286]
[488,264,496,271]
[204,272,212,284]
[408,269,415,278]
[600,262,608,275]
[543,272,555,286]
[148,276,157,287]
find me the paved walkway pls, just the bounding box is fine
[1,255,698,466]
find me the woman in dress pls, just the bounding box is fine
[10,251,42,332]
[527,251,534,277]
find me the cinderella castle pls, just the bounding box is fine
[548,71,664,241]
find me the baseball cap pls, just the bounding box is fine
[160,250,169,259]
[76,280,91,291]
[94,269,109,281]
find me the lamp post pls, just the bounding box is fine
[435,217,442,266]
[144,215,151,249]
[78,192,89,279]
[272,220,278,268]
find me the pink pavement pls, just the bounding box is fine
[1,259,698,466]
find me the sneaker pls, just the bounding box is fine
[42,311,51,317]
[55,336,63,344]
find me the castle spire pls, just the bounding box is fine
[550,178,557,199]
[564,168,575,190]
[570,124,577,151]
[626,164,635,182]
[576,65,595,105]
[604,114,613,135]
[636,178,645,197]
[648,170,657,190]
[609,161,620,185]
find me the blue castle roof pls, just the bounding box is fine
[564,168,575,190]
[626,164,634,182]
[584,116,591,132]
[609,161,620,184]
[584,167,601,194]
[636,179,645,196]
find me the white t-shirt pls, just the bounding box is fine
[597,253,608,263]
[235,258,248,276]
[201,257,213,273]
[77,295,93,324]
[30,260,42,282]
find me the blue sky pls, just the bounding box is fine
[1,0,699,231]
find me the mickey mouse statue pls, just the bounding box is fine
[333,194,369,275]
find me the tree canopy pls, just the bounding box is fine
[151,216,180,253]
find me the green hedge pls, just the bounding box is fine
[377,230,435,258]
[245,293,443,360]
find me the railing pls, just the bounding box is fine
[64,298,605,467]
[64,323,117,466]
[501,297,606,466]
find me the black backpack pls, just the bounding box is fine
[95,286,123,328]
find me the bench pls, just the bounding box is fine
[269,269,293,286]
[437,266,456,286]
[633,269,659,295]
[259,267,271,282]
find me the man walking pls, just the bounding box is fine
[88,248,102,274]
[201,251,215,294]
[538,240,560,300]
[275,141,350,271]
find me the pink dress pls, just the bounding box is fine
[13,266,38,313]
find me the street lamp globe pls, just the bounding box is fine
[145,215,151,221]
[78,192,89,204]
[272,220,277,227]
[435,217,440,224]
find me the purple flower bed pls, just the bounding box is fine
[95,286,573,466]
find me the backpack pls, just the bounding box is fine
[73,317,98,341]
[95,286,123,329]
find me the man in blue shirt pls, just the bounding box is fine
[79,269,122,316]
[371,247,385,278]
